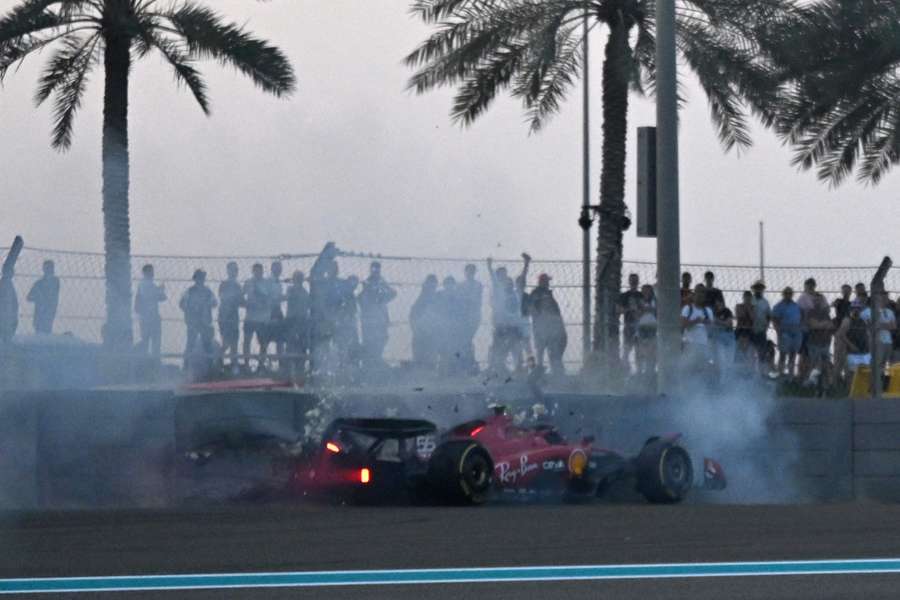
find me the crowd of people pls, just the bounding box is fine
[1,246,897,392]
[619,271,899,390]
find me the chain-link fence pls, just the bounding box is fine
[2,245,897,366]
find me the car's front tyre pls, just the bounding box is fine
[426,441,493,505]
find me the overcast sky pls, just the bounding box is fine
[0,0,896,267]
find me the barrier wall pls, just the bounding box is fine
[1,389,898,508]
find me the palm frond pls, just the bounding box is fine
[165,2,295,96]
[48,30,99,149]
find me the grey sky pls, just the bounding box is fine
[0,0,896,266]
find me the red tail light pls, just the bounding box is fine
[359,468,371,484]
[325,442,341,454]
[469,425,485,437]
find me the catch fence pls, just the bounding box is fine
[2,245,897,367]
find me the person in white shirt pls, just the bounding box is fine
[681,285,714,375]
[862,292,897,370]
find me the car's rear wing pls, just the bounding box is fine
[325,418,438,440]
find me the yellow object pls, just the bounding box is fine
[568,449,588,477]
[850,366,872,399]
[886,364,900,399]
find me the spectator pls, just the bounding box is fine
[285,270,311,376]
[218,261,242,371]
[703,271,724,309]
[435,275,465,375]
[862,291,897,370]
[0,258,17,344]
[514,254,533,364]
[712,296,735,373]
[487,257,526,374]
[796,278,818,378]
[523,272,567,376]
[266,261,287,365]
[618,273,642,371]
[310,243,341,374]
[242,263,271,368]
[358,261,397,370]
[26,260,60,334]
[680,272,693,306]
[750,281,772,374]
[681,285,713,375]
[458,264,483,374]
[179,269,217,367]
[772,287,803,378]
[636,284,657,376]
[734,291,755,364]
[335,274,360,372]
[838,301,870,372]
[854,282,869,307]
[833,284,853,329]
[410,274,439,370]
[134,264,166,358]
[805,292,834,388]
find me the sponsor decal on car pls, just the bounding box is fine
[415,435,437,460]
[542,460,566,471]
[496,455,538,483]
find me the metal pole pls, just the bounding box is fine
[759,221,766,283]
[655,0,681,395]
[581,6,592,369]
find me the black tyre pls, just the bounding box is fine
[427,441,493,505]
[637,444,693,504]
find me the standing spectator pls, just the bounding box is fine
[310,243,341,374]
[797,278,818,378]
[410,275,439,370]
[458,264,483,374]
[523,273,567,376]
[26,260,60,334]
[832,284,853,381]
[750,281,772,374]
[514,253,533,364]
[712,297,735,374]
[833,284,853,328]
[838,301,871,372]
[805,293,834,388]
[854,282,869,307]
[618,273,642,371]
[242,263,271,368]
[487,258,522,373]
[358,261,397,370]
[680,272,693,306]
[772,287,803,378]
[681,286,713,375]
[636,284,657,376]
[435,275,465,375]
[266,261,287,365]
[735,291,755,364]
[703,271,725,309]
[179,269,217,367]
[334,274,360,371]
[862,291,897,371]
[218,261,242,371]
[134,264,166,358]
[285,270,311,377]
[0,257,18,344]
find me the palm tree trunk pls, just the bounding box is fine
[101,32,133,349]
[593,19,630,367]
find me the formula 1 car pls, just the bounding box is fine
[294,407,726,505]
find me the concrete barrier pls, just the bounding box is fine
[1,389,899,507]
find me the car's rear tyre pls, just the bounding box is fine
[637,444,693,504]
[427,441,493,505]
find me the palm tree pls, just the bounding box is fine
[406,0,787,363]
[759,0,900,185]
[0,1,295,348]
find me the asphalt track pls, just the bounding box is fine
[2,503,900,598]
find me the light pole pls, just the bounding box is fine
[580,5,592,369]
[655,0,681,395]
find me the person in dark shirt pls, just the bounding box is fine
[833,284,852,328]
[457,264,483,374]
[410,275,439,370]
[285,270,311,377]
[618,273,642,371]
[524,273,567,376]
[703,271,725,309]
[0,259,18,344]
[26,260,60,334]
[218,261,242,370]
[734,291,755,364]
[680,272,693,307]
[179,269,217,368]
[358,261,397,370]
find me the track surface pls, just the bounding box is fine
[3,503,900,598]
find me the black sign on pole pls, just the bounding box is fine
[637,126,657,238]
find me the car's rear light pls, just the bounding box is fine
[325,442,341,454]
[469,425,485,437]
[359,468,371,484]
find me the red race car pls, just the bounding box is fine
[294,406,726,505]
